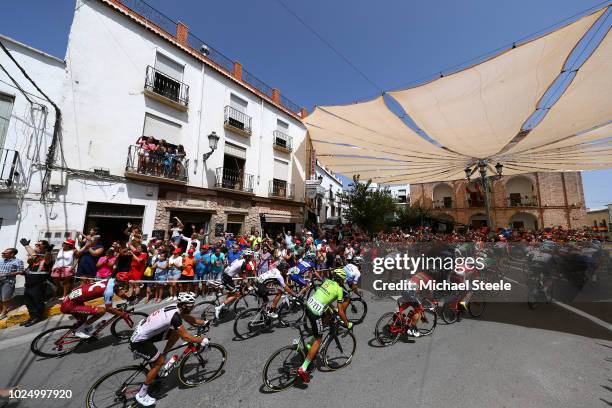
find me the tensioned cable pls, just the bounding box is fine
[274,0,383,93]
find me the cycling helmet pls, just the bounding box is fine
[333,268,347,282]
[242,249,254,257]
[277,261,289,272]
[353,256,364,265]
[177,292,197,305]
[115,272,130,282]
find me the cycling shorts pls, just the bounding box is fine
[60,299,101,317]
[289,273,308,287]
[305,308,325,338]
[221,273,236,293]
[129,333,165,362]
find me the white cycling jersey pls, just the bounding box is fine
[257,268,285,288]
[225,258,245,277]
[131,304,182,343]
[344,263,361,283]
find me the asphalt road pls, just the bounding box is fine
[0,286,611,408]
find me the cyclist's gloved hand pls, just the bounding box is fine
[200,338,210,348]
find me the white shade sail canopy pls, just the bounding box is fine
[306,7,611,184]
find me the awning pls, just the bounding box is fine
[263,215,301,223]
[304,6,611,184]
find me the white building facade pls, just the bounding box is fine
[314,161,344,226]
[0,0,309,252]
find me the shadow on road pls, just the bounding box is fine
[464,302,612,341]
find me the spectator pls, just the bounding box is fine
[127,244,148,301]
[167,248,183,301]
[96,248,116,279]
[194,245,210,297]
[20,239,53,327]
[181,248,196,292]
[210,247,225,280]
[227,244,242,265]
[0,248,24,320]
[152,251,168,303]
[249,230,262,250]
[76,234,104,283]
[51,239,76,300]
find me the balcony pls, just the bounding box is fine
[144,66,189,111]
[269,180,295,199]
[0,149,21,192]
[467,196,486,207]
[507,195,538,207]
[224,106,252,136]
[215,167,254,193]
[125,145,188,184]
[433,198,453,209]
[273,130,293,153]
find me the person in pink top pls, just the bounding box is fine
[96,248,117,279]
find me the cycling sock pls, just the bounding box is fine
[301,358,311,371]
[138,384,148,397]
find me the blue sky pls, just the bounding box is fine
[2,0,610,208]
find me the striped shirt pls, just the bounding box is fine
[0,257,25,280]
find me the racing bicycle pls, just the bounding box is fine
[262,313,356,391]
[85,324,226,407]
[30,303,148,358]
[374,298,437,346]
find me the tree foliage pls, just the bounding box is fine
[393,203,433,230]
[337,176,397,234]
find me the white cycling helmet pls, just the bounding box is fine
[177,292,196,305]
[242,249,254,257]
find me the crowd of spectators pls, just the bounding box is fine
[134,136,187,179]
[0,218,606,327]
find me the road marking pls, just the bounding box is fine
[552,300,612,332]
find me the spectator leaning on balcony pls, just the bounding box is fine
[19,239,53,327]
[0,248,24,320]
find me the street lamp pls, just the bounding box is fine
[464,159,503,232]
[202,131,220,161]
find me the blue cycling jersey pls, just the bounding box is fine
[103,279,115,305]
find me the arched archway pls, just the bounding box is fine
[509,212,538,231]
[469,213,488,229]
[433,183,453,208]
[506,176,536,206]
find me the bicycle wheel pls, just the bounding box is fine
[110,312,148,339]
[467,296,486,318]
[192,301,217,321]
[30,325,83,358]
[322,327,356,370]
[85,365,147,408]
[346,297,367,324]
[278,299,305,326]
[262,345,302,391]
[232,293,261,313]
[416,309,437,336]
[177,343,227,387]
[374,312,402,346]
[233,307,266,340]
[441,304,458,324]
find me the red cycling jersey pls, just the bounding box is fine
[66,280,110,303]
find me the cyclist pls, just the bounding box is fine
[287,257,321,297]
[396,270,435,338]
[338,258,362,319]
[129,292,209,407]
[214,250,255,320]
[60,272,131,339]
[298,268,352,384]
[256,261,298,318]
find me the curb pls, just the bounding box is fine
[0,298,106,330]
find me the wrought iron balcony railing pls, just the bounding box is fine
[269,179,294,199]
[125,145,188,183]
[507,195,538,207]
[144,65,189,108]
[273,130,293,151]
[433,198,453,209]
[215,167,254,193]
[0,148,21,191]
[224,105,252,135]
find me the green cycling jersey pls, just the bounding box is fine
[306,279,343,316]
